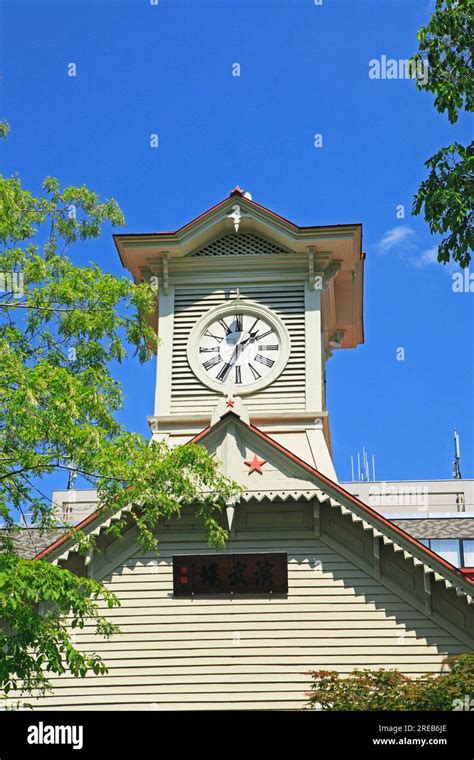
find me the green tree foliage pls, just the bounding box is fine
[0,125,239,696]
[306,654,474,710]
[411,0,473,268]
[0,556,119,696]
[413,142,473,268]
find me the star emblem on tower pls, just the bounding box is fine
[244,454,267,475]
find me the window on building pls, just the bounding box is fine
[429,539,461,567]
[62,503,73,521]
[413,538,474,567]
[462,540,474,567]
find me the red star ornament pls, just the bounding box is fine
[244,454,266,475]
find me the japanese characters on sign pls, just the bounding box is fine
[172,553,288,596]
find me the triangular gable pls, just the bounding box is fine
[113,187,362,280]
[194,409,318,497]
[36,411,474,609]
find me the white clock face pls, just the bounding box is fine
[198,312,281,389]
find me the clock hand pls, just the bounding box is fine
[223,328,257,373]
[228,332,257,369]
[229,341,241,365]
[234,316,259,347]
[217,324,264,382]
[239,330,259,347]
[218,340,242,382]
[227,331,261,372]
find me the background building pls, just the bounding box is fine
[342,479,474,570]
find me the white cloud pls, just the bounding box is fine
[419,246,438,266]
[413,245,459,272]
[375,229,453,272]
[376,226,416,254]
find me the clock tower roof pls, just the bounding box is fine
[114,190,365,350]
[114,189,362,262]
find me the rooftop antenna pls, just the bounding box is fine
[453,428,462,479]
[351,449,377,482]
[363,446,370,482]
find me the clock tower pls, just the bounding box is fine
[114,187,364,481]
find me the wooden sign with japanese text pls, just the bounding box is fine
[172,553,288,596]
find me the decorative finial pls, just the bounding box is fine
[228,203,243,232]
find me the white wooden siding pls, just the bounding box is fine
[30,504,469,711]
[170,286,306,415]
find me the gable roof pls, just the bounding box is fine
[113,187,362,253]
[1,528,64,559]
[33,411,474,603]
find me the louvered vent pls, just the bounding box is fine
[171,286,306,415]
[189,233,290,257]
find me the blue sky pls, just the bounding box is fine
[1,0,472,483]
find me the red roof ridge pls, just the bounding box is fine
[112,193,363,247]
[33,413,474,589]
[34,484,134,561]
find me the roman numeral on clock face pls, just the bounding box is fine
[235,365,242,384]
[203,355,223,371]
[255,353,275,368]
[248,318,259,336]
[217,319,232,335]
[248,363,261,380]
[234,314,243,332]
[200,346,219,353]
[204,329,223,343]
[258,344,278,351]
[254,328,273,340]
[216,362,232,382]
[216,364,232,382]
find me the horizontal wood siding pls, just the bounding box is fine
[170,286,305,415]
[31,503,469,711]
